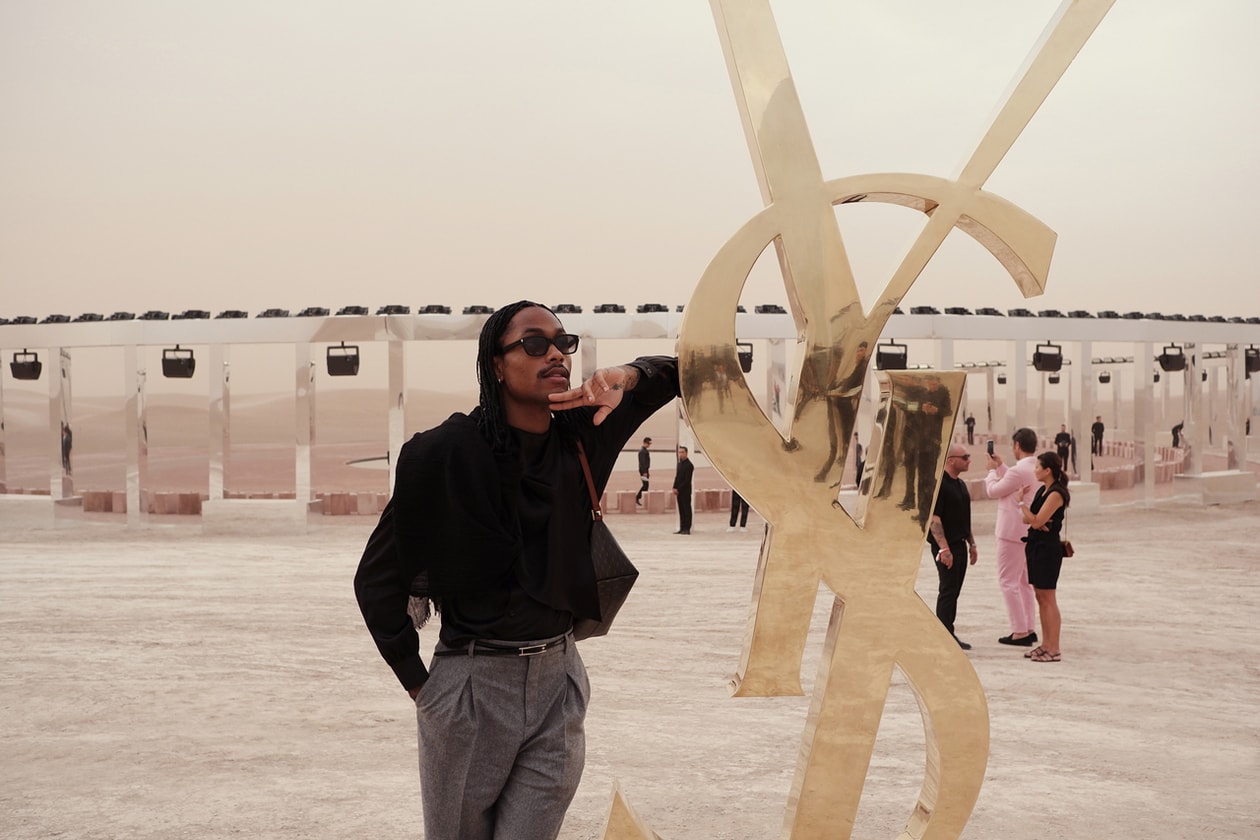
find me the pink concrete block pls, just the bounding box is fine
[617,491,638,515]
[647,490,668,514]
[82,491,108,513]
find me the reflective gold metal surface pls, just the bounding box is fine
[606,1,1115,838]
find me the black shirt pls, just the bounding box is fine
[673,458,694,493]
[437,426,575,645]
[927,472,971,553]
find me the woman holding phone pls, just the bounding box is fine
[1017,451,1071,662]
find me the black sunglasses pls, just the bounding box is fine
[498,333,580,357]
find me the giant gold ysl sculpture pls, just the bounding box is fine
[604,2,1114,838]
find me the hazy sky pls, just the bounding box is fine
[3,1,1258,322]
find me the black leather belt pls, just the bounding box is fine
[433,632,571,658]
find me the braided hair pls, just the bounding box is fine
[475,300,576,451]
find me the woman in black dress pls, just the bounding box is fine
[1017,451,1070,662]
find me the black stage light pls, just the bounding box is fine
[162,345,195,378]
[1158,344,1186,372]
[1202,370,1208,382]
[1048,373,1061,385]
[875,340,907,371]
[1153,371,1161,383]
[173,309,210,320]
[593,304,625,313]
[1246,346,1260,378]
[736,341,753,374]
[462,305,494,315]
[376,304,409,315]
[755,304,787,314]
[336,306,369,316]
[10,349,42,380]
[257,308,290,318]
[326,342,360,377]
[41,314,71,323]
[419,305,451,314]
[997,373,1007,385]
[216,310,248,319]
[635,303,668,313]
[1032,342,1063,372]
[297,307,330,317]
[1099,371,1112,384]
[553,304,583,314]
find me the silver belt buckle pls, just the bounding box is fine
[517,642,549,657]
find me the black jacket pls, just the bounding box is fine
[354,356,679,690]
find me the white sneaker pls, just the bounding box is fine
[726,526,736,533]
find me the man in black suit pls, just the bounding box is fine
[672,446,694,534]
[1054,424,1072,470]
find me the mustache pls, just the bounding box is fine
[540,364,569,378]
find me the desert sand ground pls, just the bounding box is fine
[1,494,1258,839]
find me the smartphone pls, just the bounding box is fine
[986,440,995,456]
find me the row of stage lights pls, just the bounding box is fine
[9,339,1260,384]
[872,340,1260,385]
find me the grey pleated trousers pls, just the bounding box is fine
[415,637,589,840]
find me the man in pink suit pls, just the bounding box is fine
[984,427,1040,647]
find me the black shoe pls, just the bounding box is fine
[955,637,972,651]
[674,530,690,535]
[998,633,1038,646]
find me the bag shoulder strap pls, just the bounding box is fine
[575,439,603,521]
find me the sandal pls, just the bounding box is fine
[1023,646,1046,659]
[1029,649,1061,663]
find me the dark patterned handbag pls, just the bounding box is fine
[572,441,639,641]
[1060,519,1074,558]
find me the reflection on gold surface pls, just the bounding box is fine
[606,1,1115,838]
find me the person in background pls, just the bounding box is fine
[1018,451,1071,663]
[1054,424,1072,471]
[728,488,750,532]
[927,443,978,650]
[354,300,680,840]
[635,436,652,506]
[673,446,694,535]
[984,427,1040,648]
[964,412,976,445]
[1091,415,1105,456]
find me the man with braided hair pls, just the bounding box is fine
[355,300,679,840]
